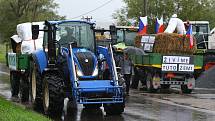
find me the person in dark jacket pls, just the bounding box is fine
[120,52,134,96]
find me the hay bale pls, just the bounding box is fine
[153,33,196,55]
[134,33,197,55]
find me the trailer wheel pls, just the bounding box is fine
[10,71,20,97]
[20,74,29,102]
[29,62,43,110]
[146,73,159,93]
[181,85,192,94]
[146,73,152,91]
[43,73,64,115]
[104,103,125,115]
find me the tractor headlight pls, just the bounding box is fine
[92,64,98,76]
[76,65,84,77]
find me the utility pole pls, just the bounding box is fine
[81,16,93,22]
[144,0,147,16]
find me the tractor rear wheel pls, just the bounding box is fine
[104,103,125,115]
[29,62,43,110]
[42,73,64,115]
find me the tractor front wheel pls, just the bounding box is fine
[83,104,102,109]
[42,73,64,115]
[104,103,125,115]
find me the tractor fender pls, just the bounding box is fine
[32,49,47,74]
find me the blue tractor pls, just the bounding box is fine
[30,20,125,115]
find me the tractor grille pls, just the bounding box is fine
[75,52,95,76]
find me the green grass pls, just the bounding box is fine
[0,97,51,121]
[0,44,6,63]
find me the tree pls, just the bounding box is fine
[113,0,215,33]
[0,0,65,42]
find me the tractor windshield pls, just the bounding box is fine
[192,24,210,49]
[117,29,137,46]
[56,22,94,50]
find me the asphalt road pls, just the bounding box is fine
[1,64,215,121]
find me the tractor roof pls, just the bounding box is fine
[47,20,95,25]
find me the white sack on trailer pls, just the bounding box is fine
[16,22,44,54]
[164,14,186,34]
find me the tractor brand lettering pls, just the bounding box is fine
[178,64,194,72]
[162,64,177,71]
[163,56,190,64]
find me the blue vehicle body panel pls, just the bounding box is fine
[72,48,97,71]
[78,80,114,92]
[32,49,47,74]
[48,20,94,25]
[75,80,123,104]
[97,46,113,72]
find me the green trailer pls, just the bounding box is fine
[130,53,203,93]
[7,51,32,102]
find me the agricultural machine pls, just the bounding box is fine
[189,21,215,76]
[29,20,125,115]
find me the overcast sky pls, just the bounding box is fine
[54,0,125,25]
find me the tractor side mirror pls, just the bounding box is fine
[32,25,39,40]
[110,25,117,44]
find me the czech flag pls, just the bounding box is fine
[155,17,164,33]
[138,16,147,35]
[186,25,193,49]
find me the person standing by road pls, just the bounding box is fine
[120,52,134,96]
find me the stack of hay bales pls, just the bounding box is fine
[153,33,196,55]
[134,33,197,55]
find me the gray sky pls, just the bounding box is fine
[54,0,125,26]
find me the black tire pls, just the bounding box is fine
[10,71,20,97]
[146,73,158,93]
[181,85,192,94]
[104,103,125,115]
[29,62,43,110]
[146,73,153,92]
[20,73,29,102]
[130,67,139,89]
[83,104,102,109]
[42,72,64,115]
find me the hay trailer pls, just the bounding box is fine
[130,34,203,93]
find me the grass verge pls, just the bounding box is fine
[0,97,51,121]
[0,44,6,63]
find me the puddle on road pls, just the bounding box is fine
[0,71,10,100]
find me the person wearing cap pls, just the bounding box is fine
[120,52,134,96]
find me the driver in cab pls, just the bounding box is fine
[59,27,77,47]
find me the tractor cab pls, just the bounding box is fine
[189,21,210,50]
